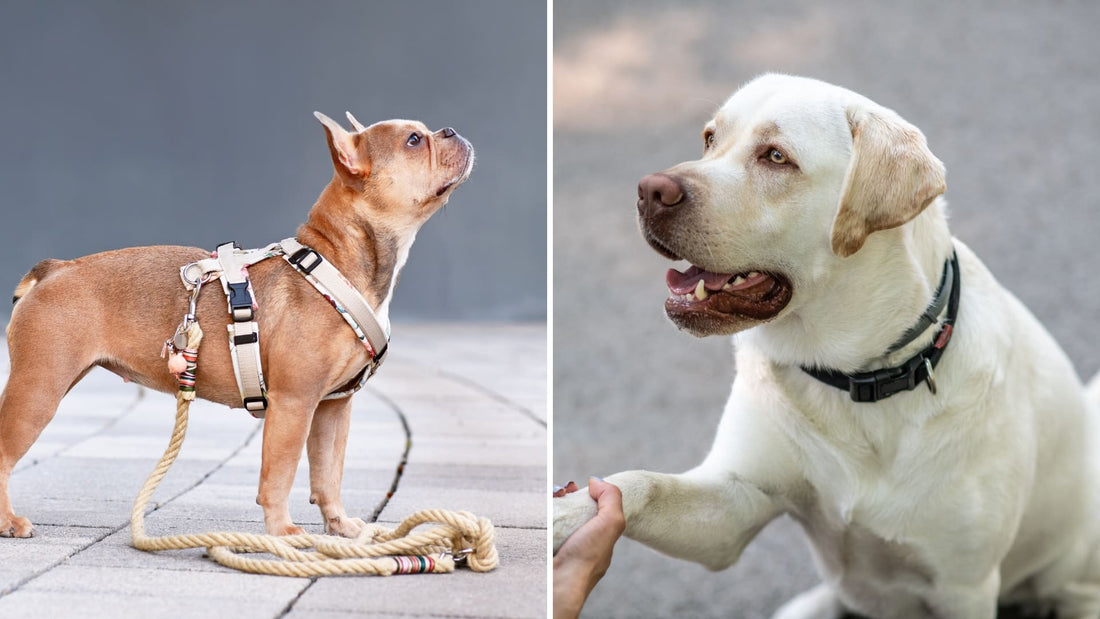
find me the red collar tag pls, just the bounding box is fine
[934,324,954,350]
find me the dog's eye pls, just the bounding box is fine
[703,131,716,150]
[406,133,421,147]
[767,148,788,164]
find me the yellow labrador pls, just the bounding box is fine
[554,74,1100,618]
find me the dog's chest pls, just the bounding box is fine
[788,448,967,617]
[785,412,958,613]
[797,508,941,617]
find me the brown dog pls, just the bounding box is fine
[0,112,474,538]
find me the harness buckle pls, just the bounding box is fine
[227,282,254,322]
[288,247,323,274]
[243,396,268,413]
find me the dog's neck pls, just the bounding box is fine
[295,182,418,331]
[741,200,956,374]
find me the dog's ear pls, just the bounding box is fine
[314,111,371,183]
[831,106,945,257]
[345,111,368,133]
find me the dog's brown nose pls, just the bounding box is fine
[441,127,456,138]
[637,173,684,217]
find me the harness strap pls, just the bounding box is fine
[177,239,389,417]
[279,237,389,366]
[216,242,280,416]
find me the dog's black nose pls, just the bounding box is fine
[442,127,456,138]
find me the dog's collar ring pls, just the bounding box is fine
[923,357,937,395]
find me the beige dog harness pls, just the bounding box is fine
[174,238,389,417]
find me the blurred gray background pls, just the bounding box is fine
[554,1,1100,617]
[0,0,546,323]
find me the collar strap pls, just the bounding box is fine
[801,250,960,403]
[279,237,389,365]
[885,251,954,354]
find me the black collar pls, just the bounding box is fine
[801,250,960,403]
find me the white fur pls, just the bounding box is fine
[554,74,1100,618]
[373,231,415,334]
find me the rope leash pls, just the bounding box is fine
[131,321,499,576]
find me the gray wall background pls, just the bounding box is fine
[0,0,546,323]
[554,1,1100,617]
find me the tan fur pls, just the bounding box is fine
[831,107,946,258]
[0,114,473,539]
[10,259,64,304]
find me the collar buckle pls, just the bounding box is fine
[848,354,925,403]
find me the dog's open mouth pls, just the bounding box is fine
[665,265,792,323]
[642,226,793,334]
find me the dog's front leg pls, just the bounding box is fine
[306,396,365,538]
[554,466,783,571]
[256,392,318,536]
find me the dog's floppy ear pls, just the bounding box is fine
[345,111,368,133]
[831,106,946,257]
[314,111,371,183]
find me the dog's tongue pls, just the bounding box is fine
[666,265,735,295]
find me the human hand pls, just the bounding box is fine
[552,478,626,619]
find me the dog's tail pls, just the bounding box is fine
[12,258,65,305]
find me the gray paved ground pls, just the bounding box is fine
[553,1,1100,617]
[0,322,546,618]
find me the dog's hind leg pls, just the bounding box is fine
[0,323,96,538]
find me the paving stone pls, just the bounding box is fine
[0,323,545,618]
[380,487,544,530]
[293,528,546,619]
[0,589,297,619]
[0,525,112,594]
[399,464,546,493]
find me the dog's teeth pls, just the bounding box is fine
[694,279,709,300]
[731,275,746,287]
[746,271,759,278]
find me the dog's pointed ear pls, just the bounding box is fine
[345,111,368,133]
[831,106,946,257]
[314,111,371,182]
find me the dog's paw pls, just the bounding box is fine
[270,523,307,537]
[0,515,35,538]
[552,486,598,554]
[326,516,366,538]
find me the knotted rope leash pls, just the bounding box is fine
[131,321,499,576]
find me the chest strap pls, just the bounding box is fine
[279,237,389,364]
[213,242,281,414]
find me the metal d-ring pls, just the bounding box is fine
[923,357,937,395]
[180,262,204,288]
